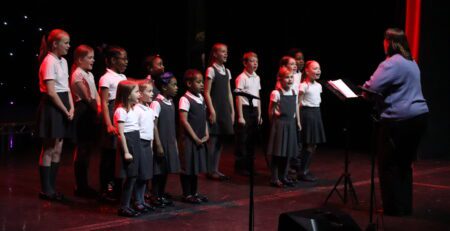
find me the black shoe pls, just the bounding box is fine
[162,192,173,200]
[118,207,140,217]
[98,191,118,203]
[282,179,295,187]
[193,193,209,203]
[134,204,149,213]
[39,192,57,201]
[161,196,174,206]
[270,180,285,188]
[235,169,251,176]
[150,196,165,208]
[182,195,201,204]
[298,173,317,182]
[142,203,156,211]
[74,187,98,199]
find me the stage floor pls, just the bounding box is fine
[1,136,449,231]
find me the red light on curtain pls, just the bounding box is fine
[405,0,421,61]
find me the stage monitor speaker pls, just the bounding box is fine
[278,207,361,231]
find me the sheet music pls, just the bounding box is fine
[328,79,358,98]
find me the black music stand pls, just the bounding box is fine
[358,86,384,231]
[233,89,260,231]
[323,79,359,206]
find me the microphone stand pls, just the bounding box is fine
[234,89,260,231]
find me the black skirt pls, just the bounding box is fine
[139,139,153,180]
[73,100,100,144]
[37,92,74,139]
[301,107,326,144]
[116,131,141,178]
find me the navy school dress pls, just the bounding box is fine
[179,94,208,175]
[153,98,180,175]
[208,66,234,135]
[267,90,298,157]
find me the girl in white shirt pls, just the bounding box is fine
[37,28,73,201]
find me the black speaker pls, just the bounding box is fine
[278,207,361,231]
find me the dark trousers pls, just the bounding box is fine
[234,106,258,171]
[377,113,427,215]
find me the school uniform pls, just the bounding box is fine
[134,103,156,180]
[113,106,142,179]
[299,81,326,144]
[205,63,234,135]
[98,69,127,195]
[37,53,73,139]
[234,70,261,172]
[179,91,208,175]
[267,88,299,158]
[150,94,180,174]
[71,67,99,143]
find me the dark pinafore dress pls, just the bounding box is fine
[179,94,208,175]
[153,98,180,175]
[209,67,234,135]
[267,90,298,157]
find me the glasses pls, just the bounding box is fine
[116,56,128,61]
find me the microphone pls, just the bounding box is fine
[233,89,260,100]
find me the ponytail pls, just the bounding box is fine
[38,35,48,64]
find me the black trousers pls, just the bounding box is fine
[377,113,428,215]
[234,106,259,171]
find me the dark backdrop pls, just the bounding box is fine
[1,0,448,158]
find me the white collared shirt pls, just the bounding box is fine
[179,91,204,112]
[150,94,173,117]
[70,67,97,102]
[99,68,127,100]
[113,106,140,133]
[39,53,70,93]
[205,63,232,80]
[235,70,261,107]
[134,103,156,141]
[299,81,322,107]
[270,86,298,118]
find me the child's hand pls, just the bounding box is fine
[238,117,246,127]
[202,135,209,143]
[124,152,133,161]
[209,110,216,124]
[67,108,74,121]
[194,137,203,146]
[156,146,164,157]
[297,122,302,131]
[107,125,118,135]
[258,116,263,125]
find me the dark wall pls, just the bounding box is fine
[419,0,450,159]
[205,1,405,151]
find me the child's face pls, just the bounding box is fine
[113,50,128,74]
[244,57,258,73]
[215,45,228,64]
[79,51,95,71]
[294,52,305,71]
[286,58,298,73]
[165,77,178,98]
[139,84,154,104]
[151,57,165,76]
[306,61,321,80]
[54,35,70,56]
[280,72,294,90]
[188,74,204,94]
[129,86,140,104]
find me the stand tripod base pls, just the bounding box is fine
[324,173,359,205]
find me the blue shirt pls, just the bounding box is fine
[364,54,428,120]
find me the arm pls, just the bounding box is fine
[236,95,245,126]
[45,80,71,119]
[296,99,301,131]
[227,79,235,125]
[68,89,74,120]
[100,87,117,135]
[153,117,164,157]
[180,110,203,145]
[257,99,263,125]
[204,75,216,124]
[268,100,277,123]
[202,121,209,142]
[117,122,133,161]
